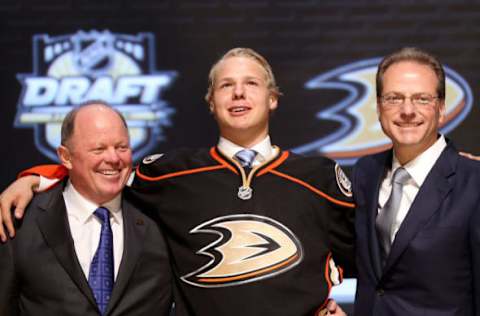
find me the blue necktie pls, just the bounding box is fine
[88,207,114,315]
[235,149,257,168]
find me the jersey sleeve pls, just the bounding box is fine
[128,150,196,223]
[18,165,68,192]
[325,163,356,278]
[132,149,205,190]
[276,154,356,278]
[18,165,68,179]
[305,159,355,278]
[132,152,172,191]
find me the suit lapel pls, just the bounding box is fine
[105,196,147,315]
[382,145,456,274]
[35,184,98,310]
[365,152,390,279]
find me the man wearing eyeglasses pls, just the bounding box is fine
[352,47,480,316]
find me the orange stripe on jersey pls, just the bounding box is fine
[324,252,334,293]
[315,252,334,313]
[197,253,299,283]
[209,147,239,174]
[135,164,227,182]
[338,265,344,284]
[18,164,68,180]
[268,169,355,208]
[256,151,289,177]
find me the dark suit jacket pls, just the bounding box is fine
[352,142,480,316]
[0,182,172,316]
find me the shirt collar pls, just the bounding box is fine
[217,135,274,162]
[63,180,123,224]
[391,135,447,187]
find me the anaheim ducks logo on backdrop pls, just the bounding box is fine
[292,58,473,165]
[181,214,303,288]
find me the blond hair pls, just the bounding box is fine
[205,47,281,103]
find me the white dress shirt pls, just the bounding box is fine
[217,135,275,166]
[378,136,447,243]
[63,181,124,280]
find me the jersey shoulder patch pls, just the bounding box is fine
[335,163,352,197]
[137,147,214,179]
[142,153,164,164]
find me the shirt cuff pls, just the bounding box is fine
[126,171,134,187]
[37,176,61,192]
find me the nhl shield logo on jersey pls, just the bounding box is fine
[335,164,352,197]
[181,214,303,288]
[142,153,164,164]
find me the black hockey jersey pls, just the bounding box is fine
[132,147,355,316]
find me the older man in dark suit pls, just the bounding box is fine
[353,47,480,315]
[0,102,172,316]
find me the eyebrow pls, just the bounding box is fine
[383,91,435,95]
[216,75,264,83]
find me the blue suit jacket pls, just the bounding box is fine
[352,142,480,316]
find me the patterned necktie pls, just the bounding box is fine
[235,149,257,168]
[88,207,114,315]
[376,167,411,263]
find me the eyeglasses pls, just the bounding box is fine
[380,93,439,107]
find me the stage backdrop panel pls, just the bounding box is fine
[1,1,480,313]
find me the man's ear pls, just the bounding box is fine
[269,95,278,111]
[438,99,446,126]
[57,145,73,170]
[208,101,215,116]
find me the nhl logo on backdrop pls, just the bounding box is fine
[72,31,115,75]
[15,30,176,161]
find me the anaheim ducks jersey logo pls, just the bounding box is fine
[181,214,303,288]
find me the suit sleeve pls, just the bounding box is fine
[0,242,19,316]
[470,198,480,315]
